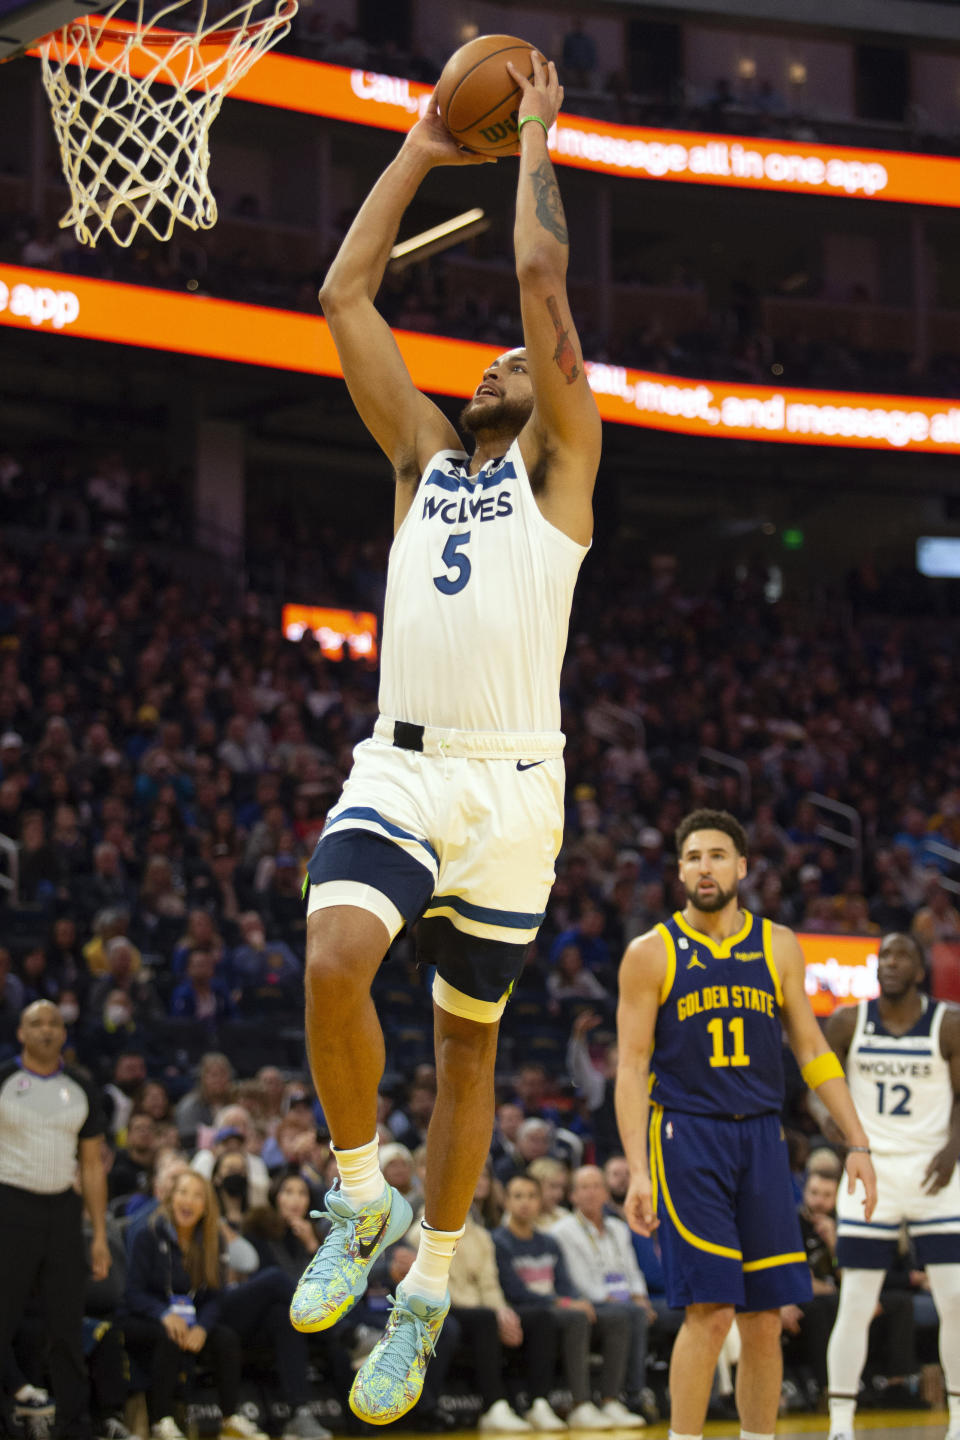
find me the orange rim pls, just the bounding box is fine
[41,0,295,53]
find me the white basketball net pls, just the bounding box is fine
[39,0,297,247]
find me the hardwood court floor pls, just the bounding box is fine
[396,1412,951,1440]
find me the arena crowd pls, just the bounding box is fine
[0,517,956,1434]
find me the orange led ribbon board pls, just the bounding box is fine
[26,35,960,208]
[4,264,960,454]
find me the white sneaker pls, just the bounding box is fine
[221,1414,269,1440]
[480,1399,534,1433]
[567,1402,615,1430]
[150,1420,187,1440]
[527,1398,567,1432]
[599,1400,646,1429]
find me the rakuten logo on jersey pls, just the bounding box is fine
[0,279,80,330]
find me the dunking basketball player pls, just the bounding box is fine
[616,809,877,1440]
[289,55,601,1425]
[825,932,960,1440]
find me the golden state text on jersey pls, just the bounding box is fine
[650,910,786,1116]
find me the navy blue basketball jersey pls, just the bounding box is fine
[650,910,785,1117]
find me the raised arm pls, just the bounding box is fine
[615,930,668,1236]
[507,55,601,547]
[319,107,491,511]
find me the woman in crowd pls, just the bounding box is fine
[122,1170,329,1440]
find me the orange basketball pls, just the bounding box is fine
[435,34,548,155]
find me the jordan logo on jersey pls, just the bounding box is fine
[687,952,706,970]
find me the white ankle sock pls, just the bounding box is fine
[333,1136,385,1208]
[949,1393,960,1431]
[740,1432,773,1440]
[668,1431,703,1440]
[828,1397,857,1436]
[404,1220,464,1300]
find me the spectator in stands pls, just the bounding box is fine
[256,1065,286,1134]
[109,1111,159,1203]
[493,1174,615,1431]
[175,1052,234,1149]
[0,945,24,1015]
[123,1168,326,1440]
[510,1063,563,1124]
[493,1118,555,1186]
[550,1166,650,1426]
[79,993,150,1084]
[388,1076,436,1150]
[490,1102,524,1175]
[379,1141,421,1213]
[102,1051,149,1139]
[230,911,301,1014]
[912,876,960,946]
[565,1011,620,1162]
[87,937,160,1021]
[561,18,597,89]
[171,910,228,978]
[169,948,233,1024]
[84,910,142,980]
[528,1158,570,1230]
[46,916,88,999]
[546,944,610,1008]
[548,907,612,982]
[193,1108,270,1202]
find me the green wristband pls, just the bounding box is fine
[517,114,550,140]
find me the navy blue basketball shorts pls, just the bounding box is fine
[649,1104,813,1311]
[304,719,565,1023]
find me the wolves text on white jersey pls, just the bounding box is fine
[845,997,953,1156]
[378,439,589,734]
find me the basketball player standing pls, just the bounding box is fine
[288,55,602,1426]
[825,932,960,1440]
[616,809,876,1440]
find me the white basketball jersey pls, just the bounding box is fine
[378,439,589,733]
[845,997,953,1156]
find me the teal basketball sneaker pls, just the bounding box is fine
[348,1284,450,1425]
[289,1184,413,1333]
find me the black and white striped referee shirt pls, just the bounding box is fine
[0,1059,105,1194]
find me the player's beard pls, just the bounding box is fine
[459,392,533,437]
[685,878,739,913]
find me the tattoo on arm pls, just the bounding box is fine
[546,296,580,384]
[530,160,569,246]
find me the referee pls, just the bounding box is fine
[0,1000,110,1440]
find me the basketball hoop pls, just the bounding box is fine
[38,0,297,247]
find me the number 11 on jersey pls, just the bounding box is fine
[708,1016,751,1068]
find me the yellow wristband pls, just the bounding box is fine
[802,1051,844,1089]
[518,114,550,140]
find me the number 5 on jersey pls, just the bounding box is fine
[434,531,472,595]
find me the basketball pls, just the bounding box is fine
[435,34,548,155]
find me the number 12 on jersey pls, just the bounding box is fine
[707,1016,751,1068]
[434,532,472,595]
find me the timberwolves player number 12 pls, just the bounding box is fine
[615,808,877,1440]
[825,931,960,1440]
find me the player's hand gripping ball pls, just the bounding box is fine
[435,34,548,154]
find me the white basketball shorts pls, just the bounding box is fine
[837,1148,960,1267]
[304,717,565,1022]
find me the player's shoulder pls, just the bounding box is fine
[619,925,670,984]
[766,920,805,970]
[825,1000,860,1045]
[936,1000,960,1050]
